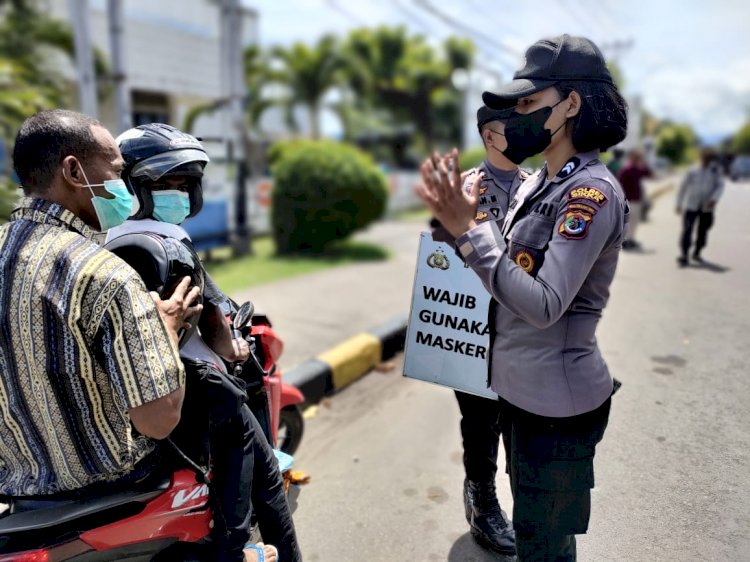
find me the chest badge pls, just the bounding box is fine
[559,211,593,240]
[475,210,488,221]
[514,249,536,273]
[558,156,581,179]
[427,248,450,270]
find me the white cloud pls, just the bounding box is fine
[638,57,750,140]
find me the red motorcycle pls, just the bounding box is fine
[0,302,304,562]
[223,300,306,456]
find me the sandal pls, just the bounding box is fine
[243,542,279,562]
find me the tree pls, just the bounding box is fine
[0,0,108,141]
[267,35,344,139]
[731,121,750,155]
[655,123,698,165]
[340,26,474,151]
[607,61,625,91]
[0,0,109,219]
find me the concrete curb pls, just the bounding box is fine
[284,313,408,405]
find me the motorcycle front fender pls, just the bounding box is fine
[279,382,305,409]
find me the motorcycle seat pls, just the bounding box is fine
[0,474,171,534]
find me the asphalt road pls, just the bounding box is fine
[289,179,750,561]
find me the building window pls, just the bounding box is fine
[131,91,170,125]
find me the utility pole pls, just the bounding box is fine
[107,0,132,133]
[219,0,252,256]
[68,0,98,117]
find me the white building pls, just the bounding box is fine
[45,0,257,139]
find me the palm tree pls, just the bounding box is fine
[340,26,474,150]
[0,0,95,218]
[268,35,344,139]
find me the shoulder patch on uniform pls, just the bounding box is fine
[568,186,608,206]
[566,202,598,215]
[559,210,593,240]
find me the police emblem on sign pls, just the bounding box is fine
[427,248,450,270]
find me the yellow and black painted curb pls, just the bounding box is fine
[285,314,408,405]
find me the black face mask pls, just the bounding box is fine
[500,98,567,165]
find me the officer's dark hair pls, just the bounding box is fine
[555,81,628,152]
[13,109,101,195]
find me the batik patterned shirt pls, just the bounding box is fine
[0,198,184,495]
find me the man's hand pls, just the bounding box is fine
[230,337,251,362]
[415,148,481,239]
[150,276,202,347]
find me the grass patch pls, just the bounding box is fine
[394,206,431,222]
[203,235,390,294]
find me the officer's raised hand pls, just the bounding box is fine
[416,148,484,239]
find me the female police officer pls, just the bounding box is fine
[416,34,628,561]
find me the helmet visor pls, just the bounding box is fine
[130,149,210,181]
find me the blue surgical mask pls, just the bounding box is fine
[151,190,191,224]
[78,166,134,231]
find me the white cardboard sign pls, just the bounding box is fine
[403,232,496,399]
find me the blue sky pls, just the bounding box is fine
[248,0,750,144]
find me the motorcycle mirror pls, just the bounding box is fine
[234,301,254,329]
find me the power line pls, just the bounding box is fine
[325,0,367,26]
[390,0,436,34]
[411,0,521,71]
[387,0,507,81]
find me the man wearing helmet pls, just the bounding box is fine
[107,124,301,562]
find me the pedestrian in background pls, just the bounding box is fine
[417,34,628,561]
[606,147,624,177]
[433,105,526,556]
[676,147,724,266]
[618,148,652,250]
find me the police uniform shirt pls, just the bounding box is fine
[455,151,627,418]
[433,161,525,244]
[471,160,526,225]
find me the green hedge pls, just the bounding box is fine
[460,146,486,171]
[270,140,388,254]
